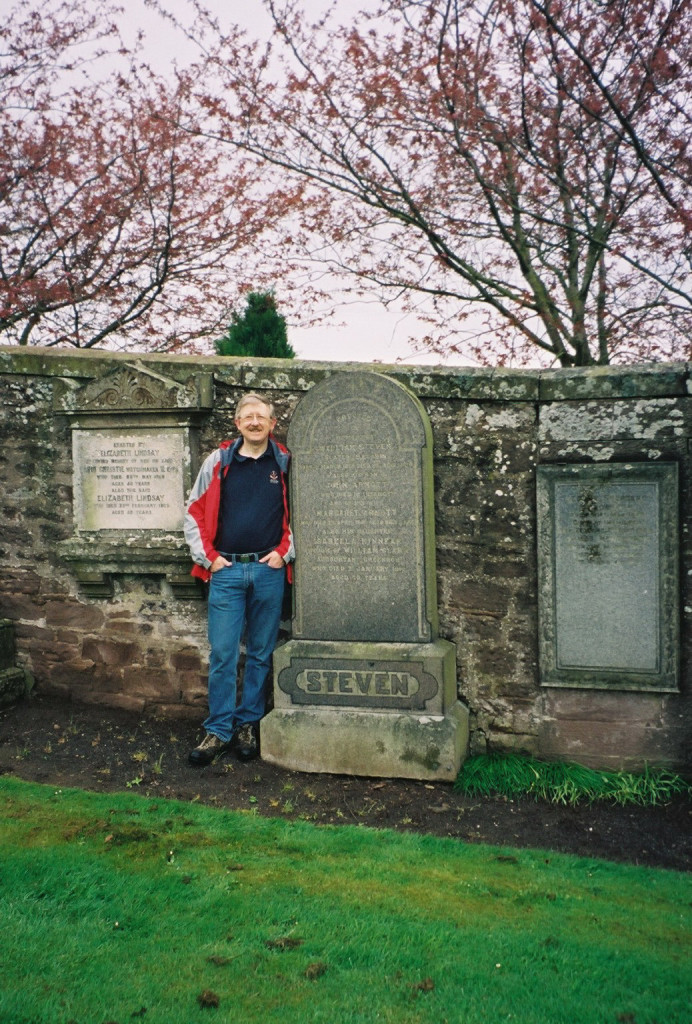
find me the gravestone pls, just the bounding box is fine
[55,363,212,597]
[261,371,469,780]
[289,371,436,643]
[537,462,679,691]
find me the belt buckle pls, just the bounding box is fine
[238,553,252,563]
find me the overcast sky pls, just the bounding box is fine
[116,0,474,366]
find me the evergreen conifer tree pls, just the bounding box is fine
[215,292,295,358]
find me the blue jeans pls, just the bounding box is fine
[204,561,285,741]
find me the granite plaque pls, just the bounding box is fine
[288,372,437,642]
[73,429,185,531]
[537,462,678,691]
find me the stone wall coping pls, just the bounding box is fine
[538,363,689,400]
[1,345,688,402]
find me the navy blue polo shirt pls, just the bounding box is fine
[215,445,284,554]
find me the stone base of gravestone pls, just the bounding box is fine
[261,706,469,781]
[261,639,469,780]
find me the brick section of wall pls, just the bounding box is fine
[0,347,689,771]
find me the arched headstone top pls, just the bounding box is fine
[288,371,438,643]
[288,372,430,450]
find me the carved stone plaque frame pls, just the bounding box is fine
[537,461,679,691]
[55,363,213,597]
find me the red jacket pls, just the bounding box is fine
[184,436,294,583]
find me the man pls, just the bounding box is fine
[184,393,294,765]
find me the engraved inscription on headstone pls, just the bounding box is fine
[74,429,185,531]
[557,480,658,670]
[537,463,678,691]
[288,372,437,643]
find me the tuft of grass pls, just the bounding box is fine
[455,754,691,806]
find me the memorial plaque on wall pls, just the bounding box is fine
[73,428,185,531]
[288,372,438,643]
[537,462,679,691]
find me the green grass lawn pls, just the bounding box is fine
[1,776,690,1024]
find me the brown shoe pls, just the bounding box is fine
[188,732,230,766]
[235,723,259,762]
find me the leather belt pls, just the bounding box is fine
[218,549,273,563]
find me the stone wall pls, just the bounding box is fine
[0,346,689,773]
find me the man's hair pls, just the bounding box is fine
[235,393,275,420]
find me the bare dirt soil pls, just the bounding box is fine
[1,693,690,871]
